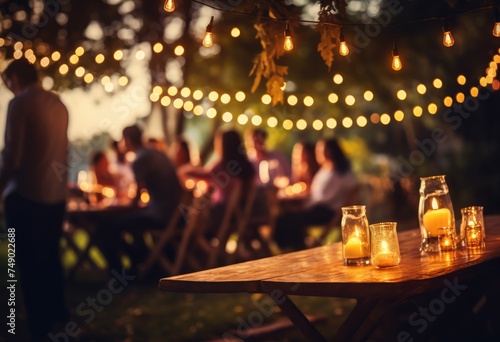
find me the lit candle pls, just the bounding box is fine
[344,236,369,259]
[422,198,452,237]
[372,240,400,267]
[439,235,454,251]
[465,223,483,247]
[259,160,270,184]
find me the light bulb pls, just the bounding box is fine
[493,22,500,37]
[203,32,213,47]
[442,21,454,47]
[339,31,349,56]
[202,16,214,47]
[443,30,454,47]
[283,21,293,51]
[163,0,175,12]
[284,36,293,51]
[392,42,402,71]
[392,55,402,71]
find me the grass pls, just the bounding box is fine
[1,232,356,342]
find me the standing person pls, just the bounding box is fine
[0,59,70,341]
[96,124,182,273]
[273,138,358,251]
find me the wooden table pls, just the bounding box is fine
[63,200,134,279]
[159,215,500,341]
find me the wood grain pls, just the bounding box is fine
[159,215,500,298]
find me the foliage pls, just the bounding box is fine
[315,0,343,71]
[248,4,298,106]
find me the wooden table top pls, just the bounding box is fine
[159,215,500,298]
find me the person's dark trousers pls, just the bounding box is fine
[273,205,335,251]
[4,192,68,341]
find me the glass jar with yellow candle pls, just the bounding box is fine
[418,175,456,253]
[341,205,370,266]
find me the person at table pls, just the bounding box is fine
[170,136,196,169]
[246,128,290,187]
[0,59,70,341]
[170,136,201,189]
[273,138,358,251]
[96,124,182,273]
[180,128,255,240]
[90,150,119,188]
[291,140,319,191]
[146,136,169,156]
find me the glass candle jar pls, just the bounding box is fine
[437,227,457,252]
[341,205,370,266]
[369,222,401,268]
[418,175,456,253]
[459,206,485,249]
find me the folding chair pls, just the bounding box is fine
[137,190,193,278]
[205,181,243,268]
[173,182,243,271]
[169,189,214,274]
[226,182,276,264]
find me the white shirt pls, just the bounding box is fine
[305,167,358,212]
[0,85,69,203]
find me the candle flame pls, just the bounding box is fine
[381,240,389,253]
[431,197,439,210]
[259,160,270,184]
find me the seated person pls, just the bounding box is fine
[180,129,255,241]
[90,151,119,188]
[169,136,199,186]
[246,128,290,187]
[273,138,358,251]
[95,125,182,273]
[170,137,193,168]
[245,128,291,226]
[146,137,169,155]
[109,140,135,201]
[291,140,319,190]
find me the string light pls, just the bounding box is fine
[164,0,175,13]
[392,41,402,71]
[339,29,349,56]
[283,21,293,51]
[442,20,455,47]
[493,8,500,37]
[202,16,214,47]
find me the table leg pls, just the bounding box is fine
[333,298,380,341]
[270,294,328,342]
[66,237,96,280]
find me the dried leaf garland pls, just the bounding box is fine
[317,24,340,70]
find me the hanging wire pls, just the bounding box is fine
[190,0,500,29]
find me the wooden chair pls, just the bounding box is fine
[226,183,277,264]
[163,187,217,275]
[170,182,244,271]
[137,190,193,278]
[205,181,243,268]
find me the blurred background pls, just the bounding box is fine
[1,0,500,341]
